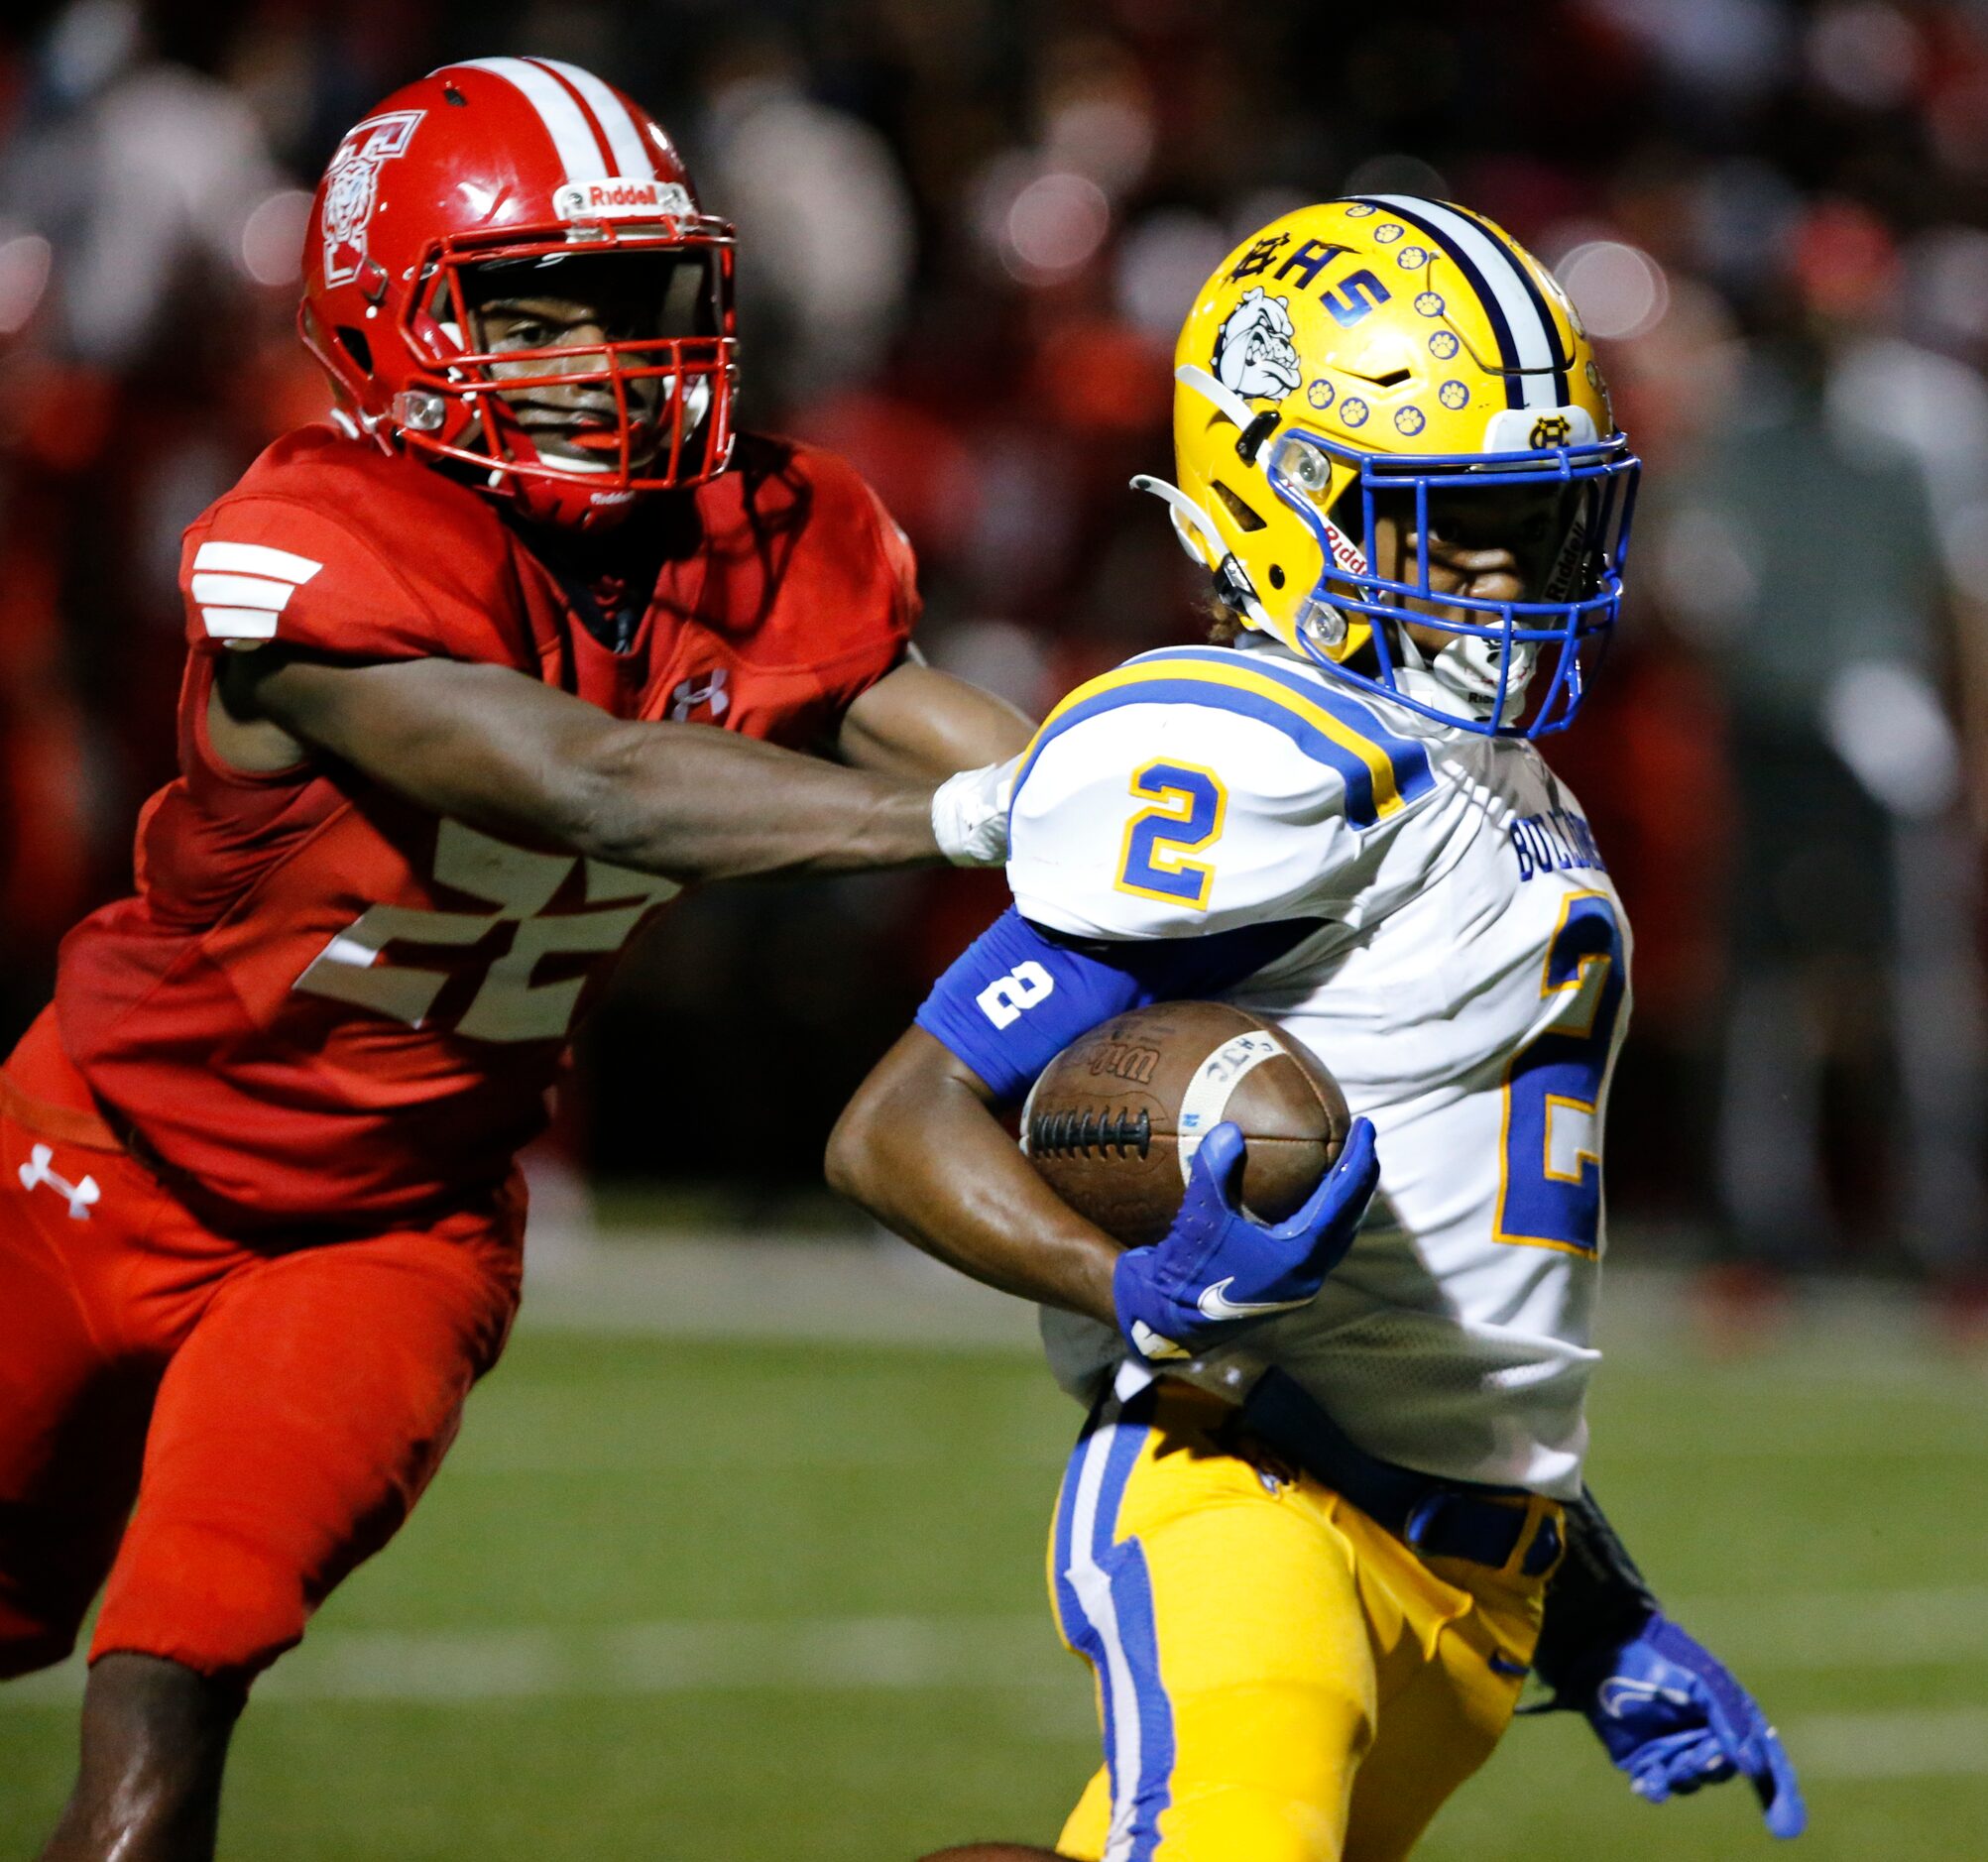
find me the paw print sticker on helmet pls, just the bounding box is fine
[1341,398,1370,427]
[1308,379,1336,409]
[1397,245,1430,269]
[1439,380,1469,408]
[1429,330,1461,359]
[1395,407,1427,436]
[1415,291,1446,316]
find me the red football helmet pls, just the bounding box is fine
[300,58,737,530]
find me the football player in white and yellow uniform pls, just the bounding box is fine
[830,199,1804,1860]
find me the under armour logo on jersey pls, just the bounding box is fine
[17,1144,100,1220]
[669,668,730,722]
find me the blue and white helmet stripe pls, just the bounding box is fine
[1354,195,1571,408]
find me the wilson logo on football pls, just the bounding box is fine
[322,110,423,287]
[1085,1042,1161,1086]
[552,178,694,221]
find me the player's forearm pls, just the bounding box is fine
[579,722,942,880]
[244,654,947,882]
[826,1030,1120,1322]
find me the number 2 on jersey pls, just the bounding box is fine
[1114,759,1228,909]
[1495,891,1626,1257]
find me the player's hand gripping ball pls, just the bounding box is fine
[1021,1002,1379,1357]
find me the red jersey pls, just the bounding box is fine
[51,426,915,1234]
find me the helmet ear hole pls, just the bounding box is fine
[334,325,374,377]
[1269,565,1286,588]
[1210,479,1266,531]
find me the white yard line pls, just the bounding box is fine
[9,1604,1985,1782]
[520,1232,1041,1352]
[518,1238,1988,1401]
[1674,1586,1988,1670]
[1780,1706,1988,1780]
[0,1615,1062,1709]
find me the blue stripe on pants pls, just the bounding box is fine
[1053,1381,1175,1861]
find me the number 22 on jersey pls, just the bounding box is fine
[1495,890,1626,1257]
[1114,759,1228,909]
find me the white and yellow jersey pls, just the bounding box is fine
[1006,638,1630,1499]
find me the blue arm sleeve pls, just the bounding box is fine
[912,905,1321,1106]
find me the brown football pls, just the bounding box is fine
[1021,1000,1350,1248]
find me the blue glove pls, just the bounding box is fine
[1577,1614,1806,1839]
[1112,1117,1379,1360]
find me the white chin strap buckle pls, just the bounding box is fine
[1394,630,1538,723]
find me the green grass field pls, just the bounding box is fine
[3,1262,1985,1860]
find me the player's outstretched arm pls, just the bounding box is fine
[218,650,992,882]
[1531,1489,1807,1840]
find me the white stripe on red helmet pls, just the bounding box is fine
[449,57,610,183]
[529,58,655,178]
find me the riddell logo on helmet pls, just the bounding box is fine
[553,179,694,221]
[1322,519,1368,576]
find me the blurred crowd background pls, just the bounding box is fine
[3,0,1987,1303]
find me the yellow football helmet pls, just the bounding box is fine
[1134,196,1640,736]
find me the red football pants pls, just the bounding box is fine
[0,1011,524,1684]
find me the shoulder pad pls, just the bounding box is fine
[1007,646,1437,939]
[181,434,521,662]
[690,432,918,686]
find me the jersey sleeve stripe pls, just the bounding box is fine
[1132,646,1436,803]
[1014,666,1400,829]
[199,607,282,640]
[191,541,322,583]
[189,573,301,612]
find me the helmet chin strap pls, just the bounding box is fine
[1391,625,1536,725]
[1174,362,1259,434]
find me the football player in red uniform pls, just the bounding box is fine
[0,58,1030,1862]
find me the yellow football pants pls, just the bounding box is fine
[1048,1374,1563,1862]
